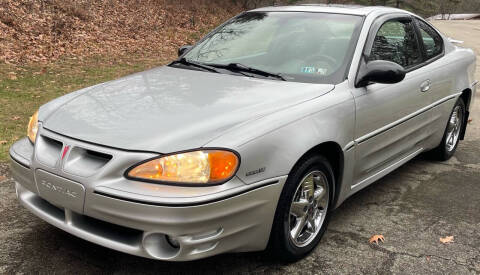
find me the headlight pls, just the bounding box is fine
[27,110,39,143]
[126,149,240,185]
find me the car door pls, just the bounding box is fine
[351,15,435,189]
[413,18,456,143]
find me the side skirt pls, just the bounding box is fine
[350,147,423,190]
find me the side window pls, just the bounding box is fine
[369,19,422,69]
[416,19,443,60]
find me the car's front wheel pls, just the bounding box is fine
[269,155,334,261]
[430,98,466,161]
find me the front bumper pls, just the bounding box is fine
[10,131,286,261]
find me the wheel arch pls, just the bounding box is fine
[459,88,472,140]
[460,88,472,110]
[289,141,345,208]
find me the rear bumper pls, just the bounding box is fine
[10,136,286,261]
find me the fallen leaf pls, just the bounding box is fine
[369,234,385,244]
[8,72,17,80]
[0,140,7,145]
[426,256,431,261]
[11,116,20,120]
[0,175,5,181]
[440,236,454,244]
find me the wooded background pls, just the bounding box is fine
[1,0,478,64]
[240,0,480,17]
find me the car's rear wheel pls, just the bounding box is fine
[269,155,334,261]
[430,98,465,161]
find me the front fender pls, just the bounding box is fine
[206,84,355,187]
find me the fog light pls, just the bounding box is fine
[166,235,180,248]
[142,233,180,259]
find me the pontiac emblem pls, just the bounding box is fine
[61,145,70,160]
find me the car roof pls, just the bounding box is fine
[249,4,410,16]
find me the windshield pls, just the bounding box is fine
[182,12,363,84]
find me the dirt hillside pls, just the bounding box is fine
[0,0,241,64]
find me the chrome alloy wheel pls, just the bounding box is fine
[445,105,463,152]
[288,170,329,247]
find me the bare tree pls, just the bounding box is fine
[228,0,480,17]
[437,0,461,19]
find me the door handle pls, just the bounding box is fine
[420,80,431,92]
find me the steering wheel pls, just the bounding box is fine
[303,54,338,75]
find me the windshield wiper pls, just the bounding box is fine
[208,63,286,81]
[170,58,220,73]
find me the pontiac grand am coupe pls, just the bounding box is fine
[10,5,477,261]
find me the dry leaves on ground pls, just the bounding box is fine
[0,0,242,64]
[0,175,5,181]
[440,236,454,244]
[0,140,8,145]
[7,72,17,80]
[369,234,385,245]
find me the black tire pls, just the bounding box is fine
[429,98,466,161]
[268,155,334,262]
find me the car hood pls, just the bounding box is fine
[42,66,334,153]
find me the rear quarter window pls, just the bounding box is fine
[416,19,443,60]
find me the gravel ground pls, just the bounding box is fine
[0,21,479,274]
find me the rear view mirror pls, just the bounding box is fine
[178,45,192,57]
[356,60,406,87]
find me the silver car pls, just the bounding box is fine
[10,5,477,261]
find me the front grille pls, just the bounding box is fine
[36,134,113,177]
[26,190,143,246]
[36,135,63,167]
[63,147,112,177]
[72,213,142,246]
[29,194,66,221]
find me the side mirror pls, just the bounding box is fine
[356,60,406,87]
[178,45,192,57]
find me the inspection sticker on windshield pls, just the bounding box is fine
[301,67,327,75]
